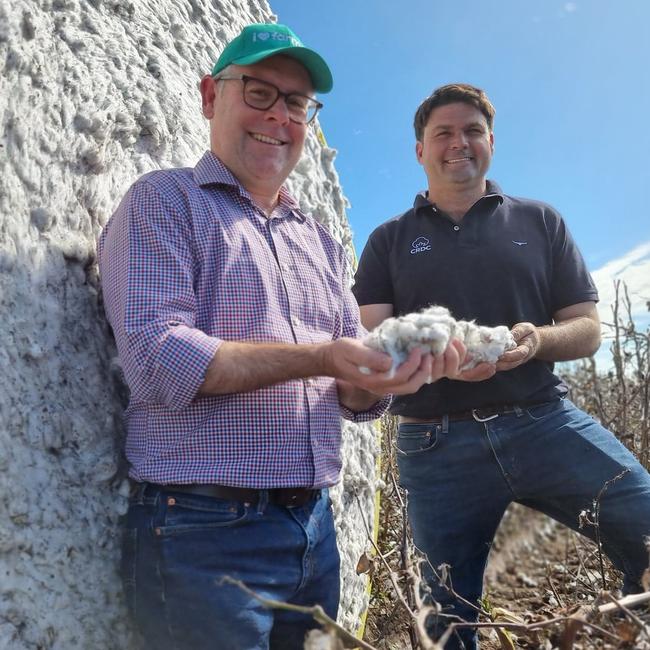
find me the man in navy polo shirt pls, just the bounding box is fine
[353,83,650,649]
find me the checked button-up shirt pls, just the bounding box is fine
[98,151,388,489]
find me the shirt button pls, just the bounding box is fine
[292,316,301,327]
[453,225,460,231]
[282,263,291,272]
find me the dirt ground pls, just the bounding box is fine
[480,505,623,649]
[364,502,650,649]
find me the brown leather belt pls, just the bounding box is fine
[400,400,553,424]
[145,482,318,508]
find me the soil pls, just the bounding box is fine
[364,502,650,650]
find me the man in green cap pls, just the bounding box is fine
[99,22,460,650]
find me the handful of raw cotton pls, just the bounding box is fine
[361,305,516,377]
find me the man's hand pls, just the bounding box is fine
[331,338,472,411]
[429,338,471,383]
[448,324,540,381]
[495,321,540,371]
[326,337,475,396]
[323,338,432,396]
[454,362,497,382]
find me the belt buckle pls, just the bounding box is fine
[472,408,500,422]
[278,488,314,508]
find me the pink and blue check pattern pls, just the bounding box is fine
[98,152,388,488]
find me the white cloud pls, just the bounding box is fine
[591,241,650,328]
[589,241,650,371]
[564,2,578,13]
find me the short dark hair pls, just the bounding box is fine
[414,83,495,141]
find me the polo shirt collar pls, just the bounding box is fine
[413,180,504,214]
[193,151,305,221]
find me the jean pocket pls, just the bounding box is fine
[523,399,562,422]
[120,528,137,616]
[157,493,251,537]
[396,425,440,456]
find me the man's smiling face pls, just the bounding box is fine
[416,102,494,193]
[201,55,312,196]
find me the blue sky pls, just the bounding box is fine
[272,0,650,362]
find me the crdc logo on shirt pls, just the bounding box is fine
[410,236,431,255]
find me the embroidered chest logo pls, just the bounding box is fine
[512,240,528,246]
[410,236,431,255]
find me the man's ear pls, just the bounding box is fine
[489,131,495,153]
[415,140,423,165]
[200,75,217,119]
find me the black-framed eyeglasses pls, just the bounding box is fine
[214,74,323,125]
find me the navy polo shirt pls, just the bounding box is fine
[352,181,599,418]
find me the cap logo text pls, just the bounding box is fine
[253,32,300,47]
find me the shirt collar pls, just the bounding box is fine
[413,180,504,215]
[193,151,305,221]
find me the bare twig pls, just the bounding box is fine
[597,590,650,614]
[354,494,417,620]
[580,468,631,590]
[546,567,565,608]
[220,576,379,650]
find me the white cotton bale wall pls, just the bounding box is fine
[0,1,379,647]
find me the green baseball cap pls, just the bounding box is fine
[211,23,333,93]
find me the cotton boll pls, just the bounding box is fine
[398,321,420,340]
[304,630,344,649]
[363,306,516,374]
[458,323,516,369]
[478,325,517,363]
[421,322,452,355]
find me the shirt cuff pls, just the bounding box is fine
[339,394,392,422]
[155,325,222,410]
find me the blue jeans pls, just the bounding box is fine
[122,484,340,650]
[397,399,650,650]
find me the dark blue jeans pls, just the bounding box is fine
[122,484,340,650]
[397,399,650,650]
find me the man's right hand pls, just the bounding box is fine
[322,337,430,396]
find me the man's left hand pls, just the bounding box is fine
[495,321,540,371]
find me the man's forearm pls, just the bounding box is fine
[198,341,329,396]
[496,303,601,372]
[197,336,440,402]
[535,316,601,362]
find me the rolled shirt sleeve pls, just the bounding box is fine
[99,179,221,411]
